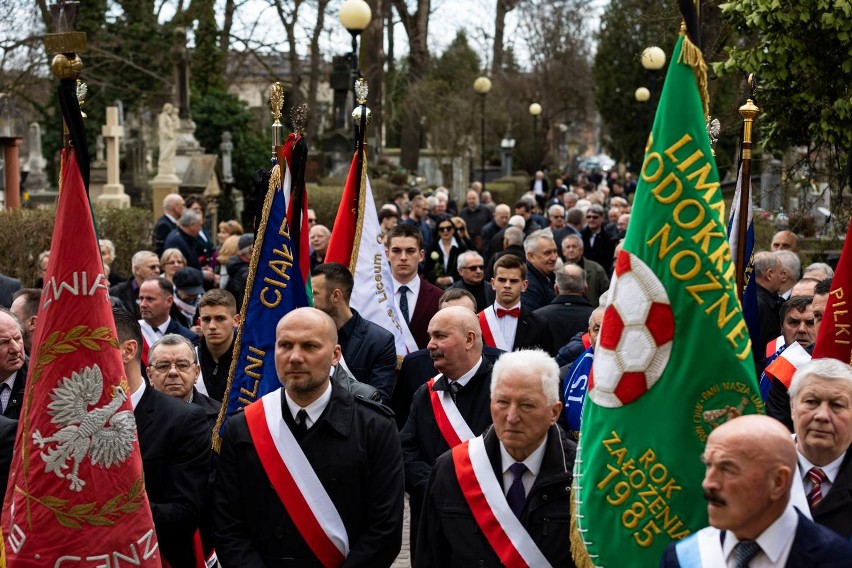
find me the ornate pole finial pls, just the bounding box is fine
[351,78,372,127]
[291,104,309,137]
[268,82,284,147]
[76,79,87,121]
[706,117,720,156]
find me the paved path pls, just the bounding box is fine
[391,497,411,567]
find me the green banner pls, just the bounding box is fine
[573,34,762,567]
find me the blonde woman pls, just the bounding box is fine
[160,248,187,286]
[217,234,241,289]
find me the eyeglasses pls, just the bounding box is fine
[586,214,601,219]
[150,361,195,374]
[462,265,484,271]
[439,226,454,232]
[164,259,185,266]
[550,215,564,219]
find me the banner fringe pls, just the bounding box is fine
[570,482,597,568]
[677,27,710,120]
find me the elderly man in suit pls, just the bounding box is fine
[0,309,27,419]
[789,358,852,539]
[112,306,212,568]
[416,349,577,567]
[385,223,443,350]
[153,193,185,256]
[660,414,852,566]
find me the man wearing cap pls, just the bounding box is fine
[170,267,205,329]
[225,233,254,311]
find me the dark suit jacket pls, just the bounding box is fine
[391,346,504,430]
[400,359,494,505]
[109,277,141,319]
[660,509,852,567]
[164,227,201,269]
[191,387,222,434]
[449,279,487,312]
[2,357,28,420]
[153,214,177,256]
[164,317,200,347]
[135,385,212,568]
[339,309,397,404]
[0,274,21,309]
[522,262,556,311]
[581,226,617,274]
[416,425,577,568]
[534,294,594,352]
[408,279,443,350]
[811,449,852,539]
[425,241,466,285]
[514,306,556,356]
[0,415,17,509]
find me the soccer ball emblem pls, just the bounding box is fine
[589,250,674,407]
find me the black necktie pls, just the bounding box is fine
[294,409,308,437]
[506,462,528,518]
[734,540,761,568]
[398,285,411,324]
[448,381,461,404]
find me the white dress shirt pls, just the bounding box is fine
[491,301,521,348]
[499,436,548,497]
[284,381,332,429]
[130,380,146,411]
[798,450,845,498]
[393,275,421,319]
[721,504,797,568]
[139,317,171,350]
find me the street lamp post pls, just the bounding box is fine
[528,102,542,171]
[339,0,372,143]
[473,76,492,191]
[640,46,666,113]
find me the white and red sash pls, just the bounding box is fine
[427,375,475,448]
[479,308,511,352]
[244,389,349,568]
[452,437,552,568]
[765,335,785,359]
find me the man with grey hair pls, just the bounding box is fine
[534,263,594,351]
[0,309,26,419]
[789,358,852,538]
[164,208,204,269]
[755,250,783,353]
[481,203,511,255]
[485,225,526,284]
[803,262,834,281]
[547,204,566,231]
[562,233,609,307]
[449,251,487,311]
[110,249,161,318]
[153,193,185,255]
[416,349,577,567]
[522,229,558,311]
[776,249,801,300]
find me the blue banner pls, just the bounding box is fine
[219,175,309,436]
[563,346,594,432]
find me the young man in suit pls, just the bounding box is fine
[479,255,554,355]
[660,414,852,566]
[137,278,198,369]
[385,223,443,350]
[113,306,212,568]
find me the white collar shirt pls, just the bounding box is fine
[491,301,521,348]
[499,435,548,497]
[721,504,797,568]
[284,381,332,429]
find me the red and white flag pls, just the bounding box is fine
[2,149,159,565]
[326,149,416,356]
[765,341,812,388]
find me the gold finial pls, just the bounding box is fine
[76,79,87,120]
[268,82,284,147]
[352,78,372,127]
[739,74,760,157]
[291,104,309,136]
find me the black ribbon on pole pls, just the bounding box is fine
[57,78,89,192]
[290,135,308,247]
[678,0,701,49]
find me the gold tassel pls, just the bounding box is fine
[570,480,598,568]
[677,29,711,120]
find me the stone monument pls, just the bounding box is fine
[150,102,182,218]
[96,106,130,207]
[25,123,47,193]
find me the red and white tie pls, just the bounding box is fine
[807,467,827,510]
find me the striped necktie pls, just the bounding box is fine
[807,466,827,510]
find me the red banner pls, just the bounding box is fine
[813,217,852,364]
[2,149,160,565]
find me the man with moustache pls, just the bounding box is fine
[400,306,494,557]
[661,414,852,566]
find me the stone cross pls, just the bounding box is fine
[96,106,129,207]
[220,131,234,183]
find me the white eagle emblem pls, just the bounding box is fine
[32,365,136,492]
